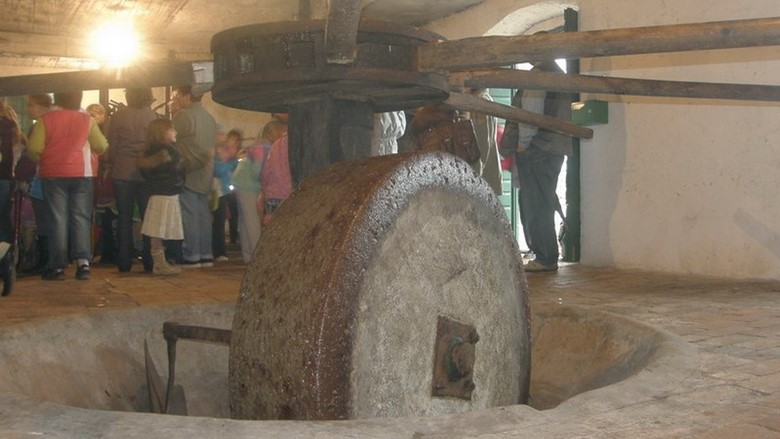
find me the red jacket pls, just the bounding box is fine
[28,109,108,178]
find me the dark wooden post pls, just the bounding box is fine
[99,88,109,112]
[562,7,581,263]
[288,97,374,186]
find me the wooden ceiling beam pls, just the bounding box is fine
[419,17,780,71]
[0,62,196,96]
[0,30,210,67]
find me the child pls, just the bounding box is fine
[232,134,264,263]
[232,121,283,263]
[137,119,184,275]
[212,129,240,261]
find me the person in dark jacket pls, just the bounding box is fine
[107,88,158,272]
[21,94,53,274]
[500,59,573,272]
[0,101,24,246]
[137,119,184,275]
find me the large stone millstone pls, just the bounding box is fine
[229,152,530,421]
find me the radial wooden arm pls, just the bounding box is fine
[445,92,593,139]
[420,17,780,71]
[450,69,780,102]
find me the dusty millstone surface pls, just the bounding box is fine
[229,151,530,420]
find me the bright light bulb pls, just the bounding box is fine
[92,19,140,68]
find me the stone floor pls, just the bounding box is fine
[530,265,780,438]
[2,254,780,438]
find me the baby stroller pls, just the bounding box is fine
[0,180,23,296]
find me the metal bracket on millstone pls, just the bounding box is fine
[432,316,479,400]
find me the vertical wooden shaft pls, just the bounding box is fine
[324,0,364,64]
[99,89,109,112]
[288,97,374,186]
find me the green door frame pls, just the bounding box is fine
[561,7,581,262]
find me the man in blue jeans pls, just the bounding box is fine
[172,85,218,268]
[500,60,573,273]
[108,88,158,272]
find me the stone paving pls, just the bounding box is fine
[2,258,780,437]
[528,265,780,438]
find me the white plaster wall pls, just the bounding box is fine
[576,0,780,279]
[432,0,780,279]
[427,0,577,38]
[201,93,272,145]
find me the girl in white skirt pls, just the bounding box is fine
[137,119,185,275]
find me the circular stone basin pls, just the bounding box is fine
[0,302,696,437]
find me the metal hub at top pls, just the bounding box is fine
[210,20,450,113]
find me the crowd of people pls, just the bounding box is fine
[0,85,293,281]
[0,82,570,281]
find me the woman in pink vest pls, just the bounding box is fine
[27,91,108,281]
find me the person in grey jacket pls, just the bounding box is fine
[108,87,158,272]
[171,85,218,268]
[500,60,573,272]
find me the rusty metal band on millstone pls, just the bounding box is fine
[229,152,530,421]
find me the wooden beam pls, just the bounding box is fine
[450,69,780,102]
[324,0,364,64]
[420,17,780,71]
[0,30,210,66]
[0,63,194,96]
[0,54,99,72]
[445,92,593,139]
